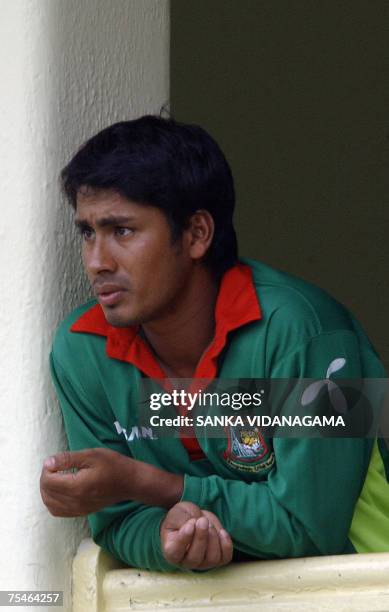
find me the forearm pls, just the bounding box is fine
[181,472,318,559]
[117,454,184,509]
[180,438,369,559]
[90,502,179,571]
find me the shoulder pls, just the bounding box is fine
[241,258,384,375]
[51,299,105,365]
[243,257,353,336]
[50,300,119,405]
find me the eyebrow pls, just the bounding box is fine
[74,215,137,228]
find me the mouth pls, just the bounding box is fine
[98,290,125,307]
[94,283,127,307]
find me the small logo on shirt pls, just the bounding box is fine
[114,420,157,441]
[301,357,348,414]
[223,424,275,473]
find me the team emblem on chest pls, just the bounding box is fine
[223,424,275,473]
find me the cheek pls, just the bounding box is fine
[120,236,164,273]
[139,235,173,264]
[132,234,180,274]
[81,248,92,279]
[136,254,184,304]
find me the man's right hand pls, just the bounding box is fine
[160,501,233,570]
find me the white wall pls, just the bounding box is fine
[0,1,169,609]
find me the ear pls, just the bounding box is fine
[185,210,215,261]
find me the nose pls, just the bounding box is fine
[84,236,117,276]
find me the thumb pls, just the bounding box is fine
[164,501,202,530]
[43,450,90,472]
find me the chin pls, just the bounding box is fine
[102,306,140,328]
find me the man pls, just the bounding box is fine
[40,115,389,572]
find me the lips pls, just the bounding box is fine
[94,283,127,307]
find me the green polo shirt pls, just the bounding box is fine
[50,258,389,570]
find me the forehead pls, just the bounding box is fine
[76,188,140,216]
[75,189,167,231]
[74,188,172,234]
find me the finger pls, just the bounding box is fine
[219,529,234,565]
[45,501,84,518]
[43,448,97,472]
[41,478,99,516]
[40,491,80,517]
[181,516,209,568]
[43,449,93,472]
[176,502,203,519]
[163,502,202,531]
[40,479,81,508]
[201,510,224,532]
[201,522,221,568]
[40,468,80,495]
[163,519,196,565]
[41,486,97,517]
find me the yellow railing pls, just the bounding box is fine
[72,539,389,611]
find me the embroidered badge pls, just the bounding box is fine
[223,424,275,473]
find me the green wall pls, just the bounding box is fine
[171,0,389,369]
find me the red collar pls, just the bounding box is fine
[71,262,262,379]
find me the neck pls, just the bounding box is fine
[141,267,219,378]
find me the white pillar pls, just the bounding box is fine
[0,1,169,609]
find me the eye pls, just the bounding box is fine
[78,226,94,241]
[115,227,133,237]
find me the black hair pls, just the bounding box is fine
[61,114,238,277]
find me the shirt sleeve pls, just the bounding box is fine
[49,352,177,571]
[181,330,386,559]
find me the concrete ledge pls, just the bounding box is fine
[72,538,389,611]
[72,539,124,612]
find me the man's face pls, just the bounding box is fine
[75,189,193,327]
